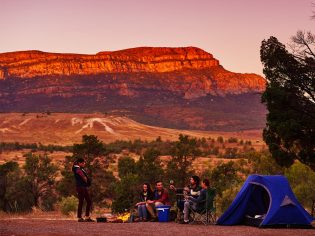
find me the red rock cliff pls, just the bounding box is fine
[0,46,265,98]
[0,47,219,77]
[0,47,267,131]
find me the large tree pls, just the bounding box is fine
[165,134,201,186]
[260,34,315,170]
[58,135,115,204]
[0,161,19,211]
[137,148,164,184]
[23,153,59,210]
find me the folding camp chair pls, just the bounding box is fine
[175,192,185,222]
[189,188,216,225]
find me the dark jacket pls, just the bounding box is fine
[189,188,207,210]
[72,165,91,187]
[139,191,153,202]
[189,185,202,198]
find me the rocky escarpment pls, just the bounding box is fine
[0,47,266,131]
[0,47,219,77]
[0,47,265,97]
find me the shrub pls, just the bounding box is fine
[217,136,224,144]
[111,174,140,213]
[60,196,78,215]
[285,161,315,211]
[227,137,238,143]
[245,140,252,145]
[216,185,242,215]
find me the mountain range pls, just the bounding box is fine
[0,47,266,131]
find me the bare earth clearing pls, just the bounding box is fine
[0,212,314,236]
[0,218,314,236]
[0,113,263,145]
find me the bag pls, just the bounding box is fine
[96,217,107,223]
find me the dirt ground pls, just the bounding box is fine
[0,218,314,236]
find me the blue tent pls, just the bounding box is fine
[217,175,314,227]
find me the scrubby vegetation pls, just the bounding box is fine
[0,134,314,216]
[59,196,78,215]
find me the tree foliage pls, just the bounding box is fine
[73,135,108,166]
[137,148,164,184]
[247,151,284,175]
[0,155,59,212]
[0,161,20,211]
[118,156,137,178]
[204,161,242,197]
[112,149,164,213]
[59,195,78,215]
[59,135,116,204]
[166,134,201,186]
[111,173,140,213]
[260,35,315,170]
[285,161,315,210]
[23,153,59,210]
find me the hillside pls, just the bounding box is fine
[0,47,266,131]
[0,113,262,145]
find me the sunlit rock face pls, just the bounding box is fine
[0,47,264,95]
[0,47,266,131]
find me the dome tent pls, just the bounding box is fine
[217,175,313,228]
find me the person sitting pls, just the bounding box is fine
[181,178,210,224]
[135,183,153,222]
[146,181,170,221]
[169,176,202,211]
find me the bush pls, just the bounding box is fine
[41,190,57,211]
[216,185,241,215]
[111,174,140,213]
[60,196,78,215]
[245,140,252,145]
[217,136,224,143]
[227,137,238,143]
[285,161,315,211]
[247,151,284,175]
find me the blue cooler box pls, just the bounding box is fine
[156,205,171,222]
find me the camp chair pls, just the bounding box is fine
[175,192,185,222]
[189,188,216,225]
[311,199,315,217]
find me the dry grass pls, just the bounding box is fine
[0,208,73,220]
[0,113,263,145]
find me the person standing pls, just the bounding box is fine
[72,158,94,222]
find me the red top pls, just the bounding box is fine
[153,188,171,205]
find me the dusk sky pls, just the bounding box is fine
[1,0,314,75]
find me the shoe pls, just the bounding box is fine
[179,220,189,224]
[149,217,158,222]
[84,217,95,222]
[78,218,85,222]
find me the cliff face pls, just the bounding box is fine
[0,47,219,77]
[0,47,266,131]
[0,47,265,97]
